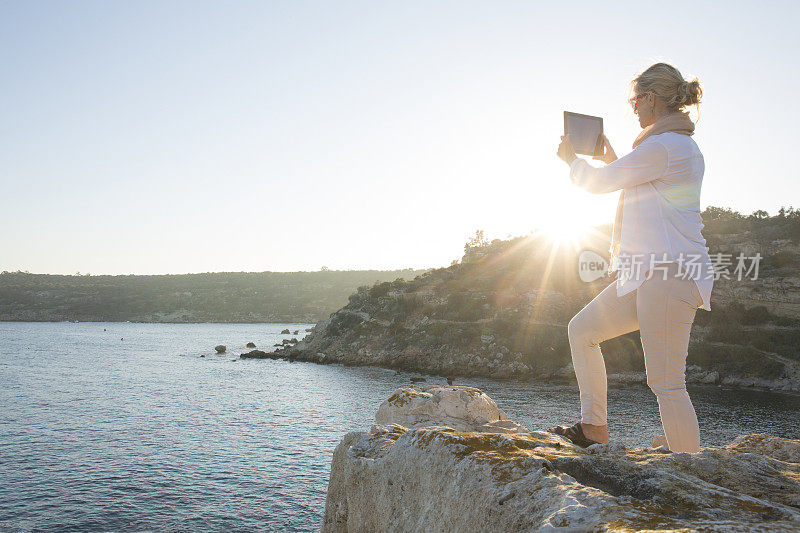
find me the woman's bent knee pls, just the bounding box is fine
[646,373,688,396]
[567,315,581,340]
[568,314,595,346]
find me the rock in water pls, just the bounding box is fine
[240,350,276,359]
[214,345,226,354]
[322,386,800,532]
[246,342,256,348]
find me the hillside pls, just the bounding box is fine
[0,269,429,323]
[270,206,800,390]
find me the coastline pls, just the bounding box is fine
[0,319,316,325]
[0,318,319,325]
[6,320,797,395]
[242,347,800,396]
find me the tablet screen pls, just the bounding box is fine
[564,112,603,156]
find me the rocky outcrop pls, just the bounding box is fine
[240,349,280,359]
[322,386,800,532]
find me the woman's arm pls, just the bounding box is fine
[569,140,669,194]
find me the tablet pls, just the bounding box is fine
[564,111,604,157]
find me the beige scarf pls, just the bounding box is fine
[608,111,695,273]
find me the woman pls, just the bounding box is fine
[549,63,714,453]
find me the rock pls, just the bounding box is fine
[479,419,530,434]
[491,364,513,380]
[323,387,800,532]
[409,377,426,383]
[240,350,277,359]
[293,329,299,334]
[281,329,290,334]
[375,386,507,431]
[652,434,668,448]
[702,370,720,384]
[214,345,226,353]
[246,342,256,348]
[729,433,800,462]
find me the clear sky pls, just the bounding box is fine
[2,1,798,274]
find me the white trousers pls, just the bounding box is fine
[568,262,703,453]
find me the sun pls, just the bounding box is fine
[539,215,594,249]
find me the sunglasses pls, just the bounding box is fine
[629,92,651,111]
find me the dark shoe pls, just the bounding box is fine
[547,422,600,448]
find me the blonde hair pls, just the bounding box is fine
[630,63,702,111]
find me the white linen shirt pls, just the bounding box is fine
[569,131,714,311]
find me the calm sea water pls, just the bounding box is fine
[1,321,799,532]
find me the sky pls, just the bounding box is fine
[2,1,798,275]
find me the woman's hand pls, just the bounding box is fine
[557,134,577,165]
[593,135,617,164]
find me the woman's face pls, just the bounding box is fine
[631,90,655,128]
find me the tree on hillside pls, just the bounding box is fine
[464,230,489,255]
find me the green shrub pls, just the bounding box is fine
[433,291,486,322]
[393,293,423,315]
[706,321,751,344]
[740,305,773,325]
[697,301,799,329]
[689,343,785,379]
[763,251,799,269]
[326,312,364,337]
[387,317,407,335]
[600,332,645,371]
[507,323,570,370]
[369,282,392,298]
[418,321,484,348]
[748,329,800,361]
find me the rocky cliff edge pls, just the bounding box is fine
[322,386,800,532]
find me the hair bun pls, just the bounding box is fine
[683,78,702,105]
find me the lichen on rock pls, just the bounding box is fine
[322,386,800,532]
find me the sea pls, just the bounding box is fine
[1,321,799,532]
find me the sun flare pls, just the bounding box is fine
[542,219,590,243]
[538,214,597,250]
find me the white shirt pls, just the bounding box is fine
[569,132,714,311]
